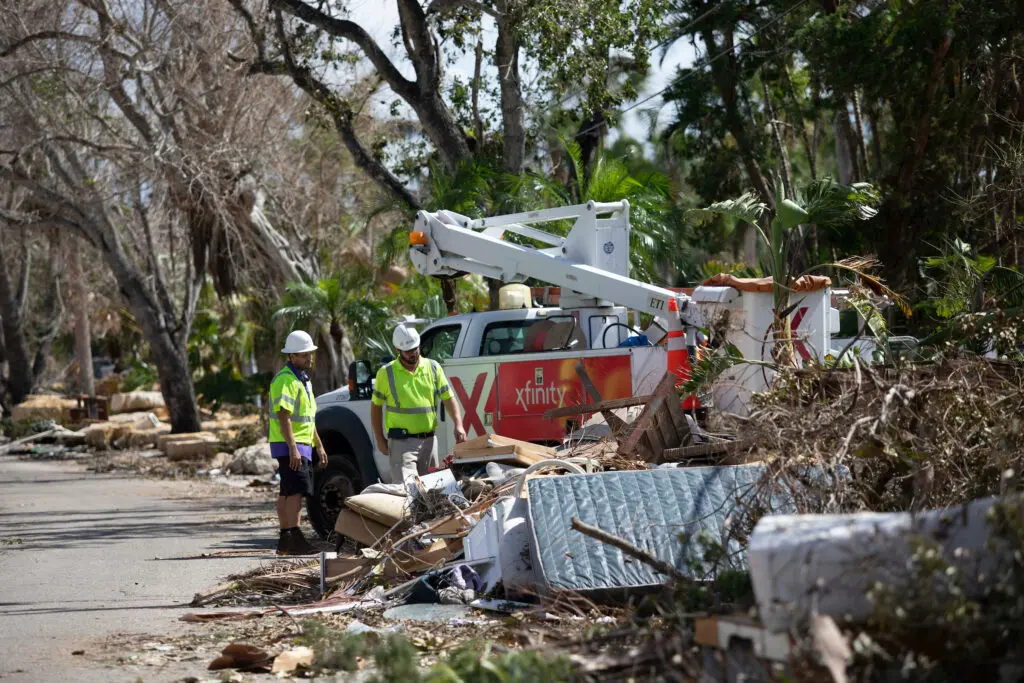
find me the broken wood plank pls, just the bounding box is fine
[645,414,667,457]
[544,395,653,419]
[656,403,680,450]
[0,428,57,454]
[665,393,689,438]
[661,439,754,462]
[574,363,629,434]
[618,372,677,456]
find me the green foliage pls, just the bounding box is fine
[427,642,572,683]
[681,342,747,396]
[520,0,668,116]
[121,357,160,392]
[185,282,264,408]
[855,501,1024,678]
[696,259,762,281]
[297,621,571,682]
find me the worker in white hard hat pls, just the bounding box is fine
[268,330,328,555]
[370,324,466,483]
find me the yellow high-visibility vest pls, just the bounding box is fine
[269,365,316,444]
[371,359,452,433]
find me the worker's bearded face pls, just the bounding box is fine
[399,347,419,370]
[289,352,313,372]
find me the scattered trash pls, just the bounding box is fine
[207,643,272,671]
[382,604,473,623]
[345,620,402,635]
[270,646,314,674]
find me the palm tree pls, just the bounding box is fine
[274,274,360,393]
[687,177,906,365]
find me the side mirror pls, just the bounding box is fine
[348,360,373,400]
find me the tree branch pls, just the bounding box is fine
[269,0,417,98]
[15,234,30,320]
[397,0,439,86]
[0,30,129,59]
[570,517,691,583]
[87,2,157,145]
[135,184,175,322]
[224,0,266,63]
[426,0,498,18]
[272,11,420,210]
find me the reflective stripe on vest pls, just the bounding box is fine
[268,364,316,444]
[383,360,440,414]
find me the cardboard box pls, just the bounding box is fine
[453,434,555,467]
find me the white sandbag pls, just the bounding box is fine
[109,391,165,414]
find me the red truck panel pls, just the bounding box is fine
[495,354,632,441]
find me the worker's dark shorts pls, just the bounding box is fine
[275,457,314,497]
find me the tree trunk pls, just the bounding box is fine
[495,0,525,174]
[147,331,202,434]
[852,90,870,177]
[441,278,458,315]
[472,37,484,147]
[0,228,35,404]
[488,279,503,311]
[102,245,202,433]
[329,320,351,385]
[834,107,855,185]
[702,27,775,209]
[68,239,95,396]
[31,230,63,380]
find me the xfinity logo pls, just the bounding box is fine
[515,381,568,411]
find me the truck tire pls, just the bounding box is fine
[310,405,378,538]
[308,455,362,539]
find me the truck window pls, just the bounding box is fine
[480,321,529,356]
[420,325,460,361]
[481,317,586,356]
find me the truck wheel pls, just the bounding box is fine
[308,457,363,539]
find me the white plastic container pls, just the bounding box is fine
[498,283,532,310]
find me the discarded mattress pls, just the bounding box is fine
[749,495,1015,632]
[526,466,778,598]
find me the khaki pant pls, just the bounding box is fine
[388,436,438,484]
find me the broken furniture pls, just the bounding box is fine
[68,394,109,421]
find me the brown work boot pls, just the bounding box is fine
[276,528,317,556]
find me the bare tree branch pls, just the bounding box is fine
[272,10,420,210]
[426,0,497,19]
[269,0,416,98]
[0,30,130,59]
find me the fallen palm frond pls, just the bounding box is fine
[724,357,1024,528]
[191,559,318,607]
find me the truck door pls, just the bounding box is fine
[439,361,497,458]
[495,353,633,442]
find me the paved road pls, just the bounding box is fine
[0,453,277,682]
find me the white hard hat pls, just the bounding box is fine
[392,324,420,352]
[281,330,318,354]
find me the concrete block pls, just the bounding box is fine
[164,438,217,462]
[157,431,217,453]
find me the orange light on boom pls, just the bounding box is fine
[409,231,428,245]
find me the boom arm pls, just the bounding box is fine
[409,200,699,325]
